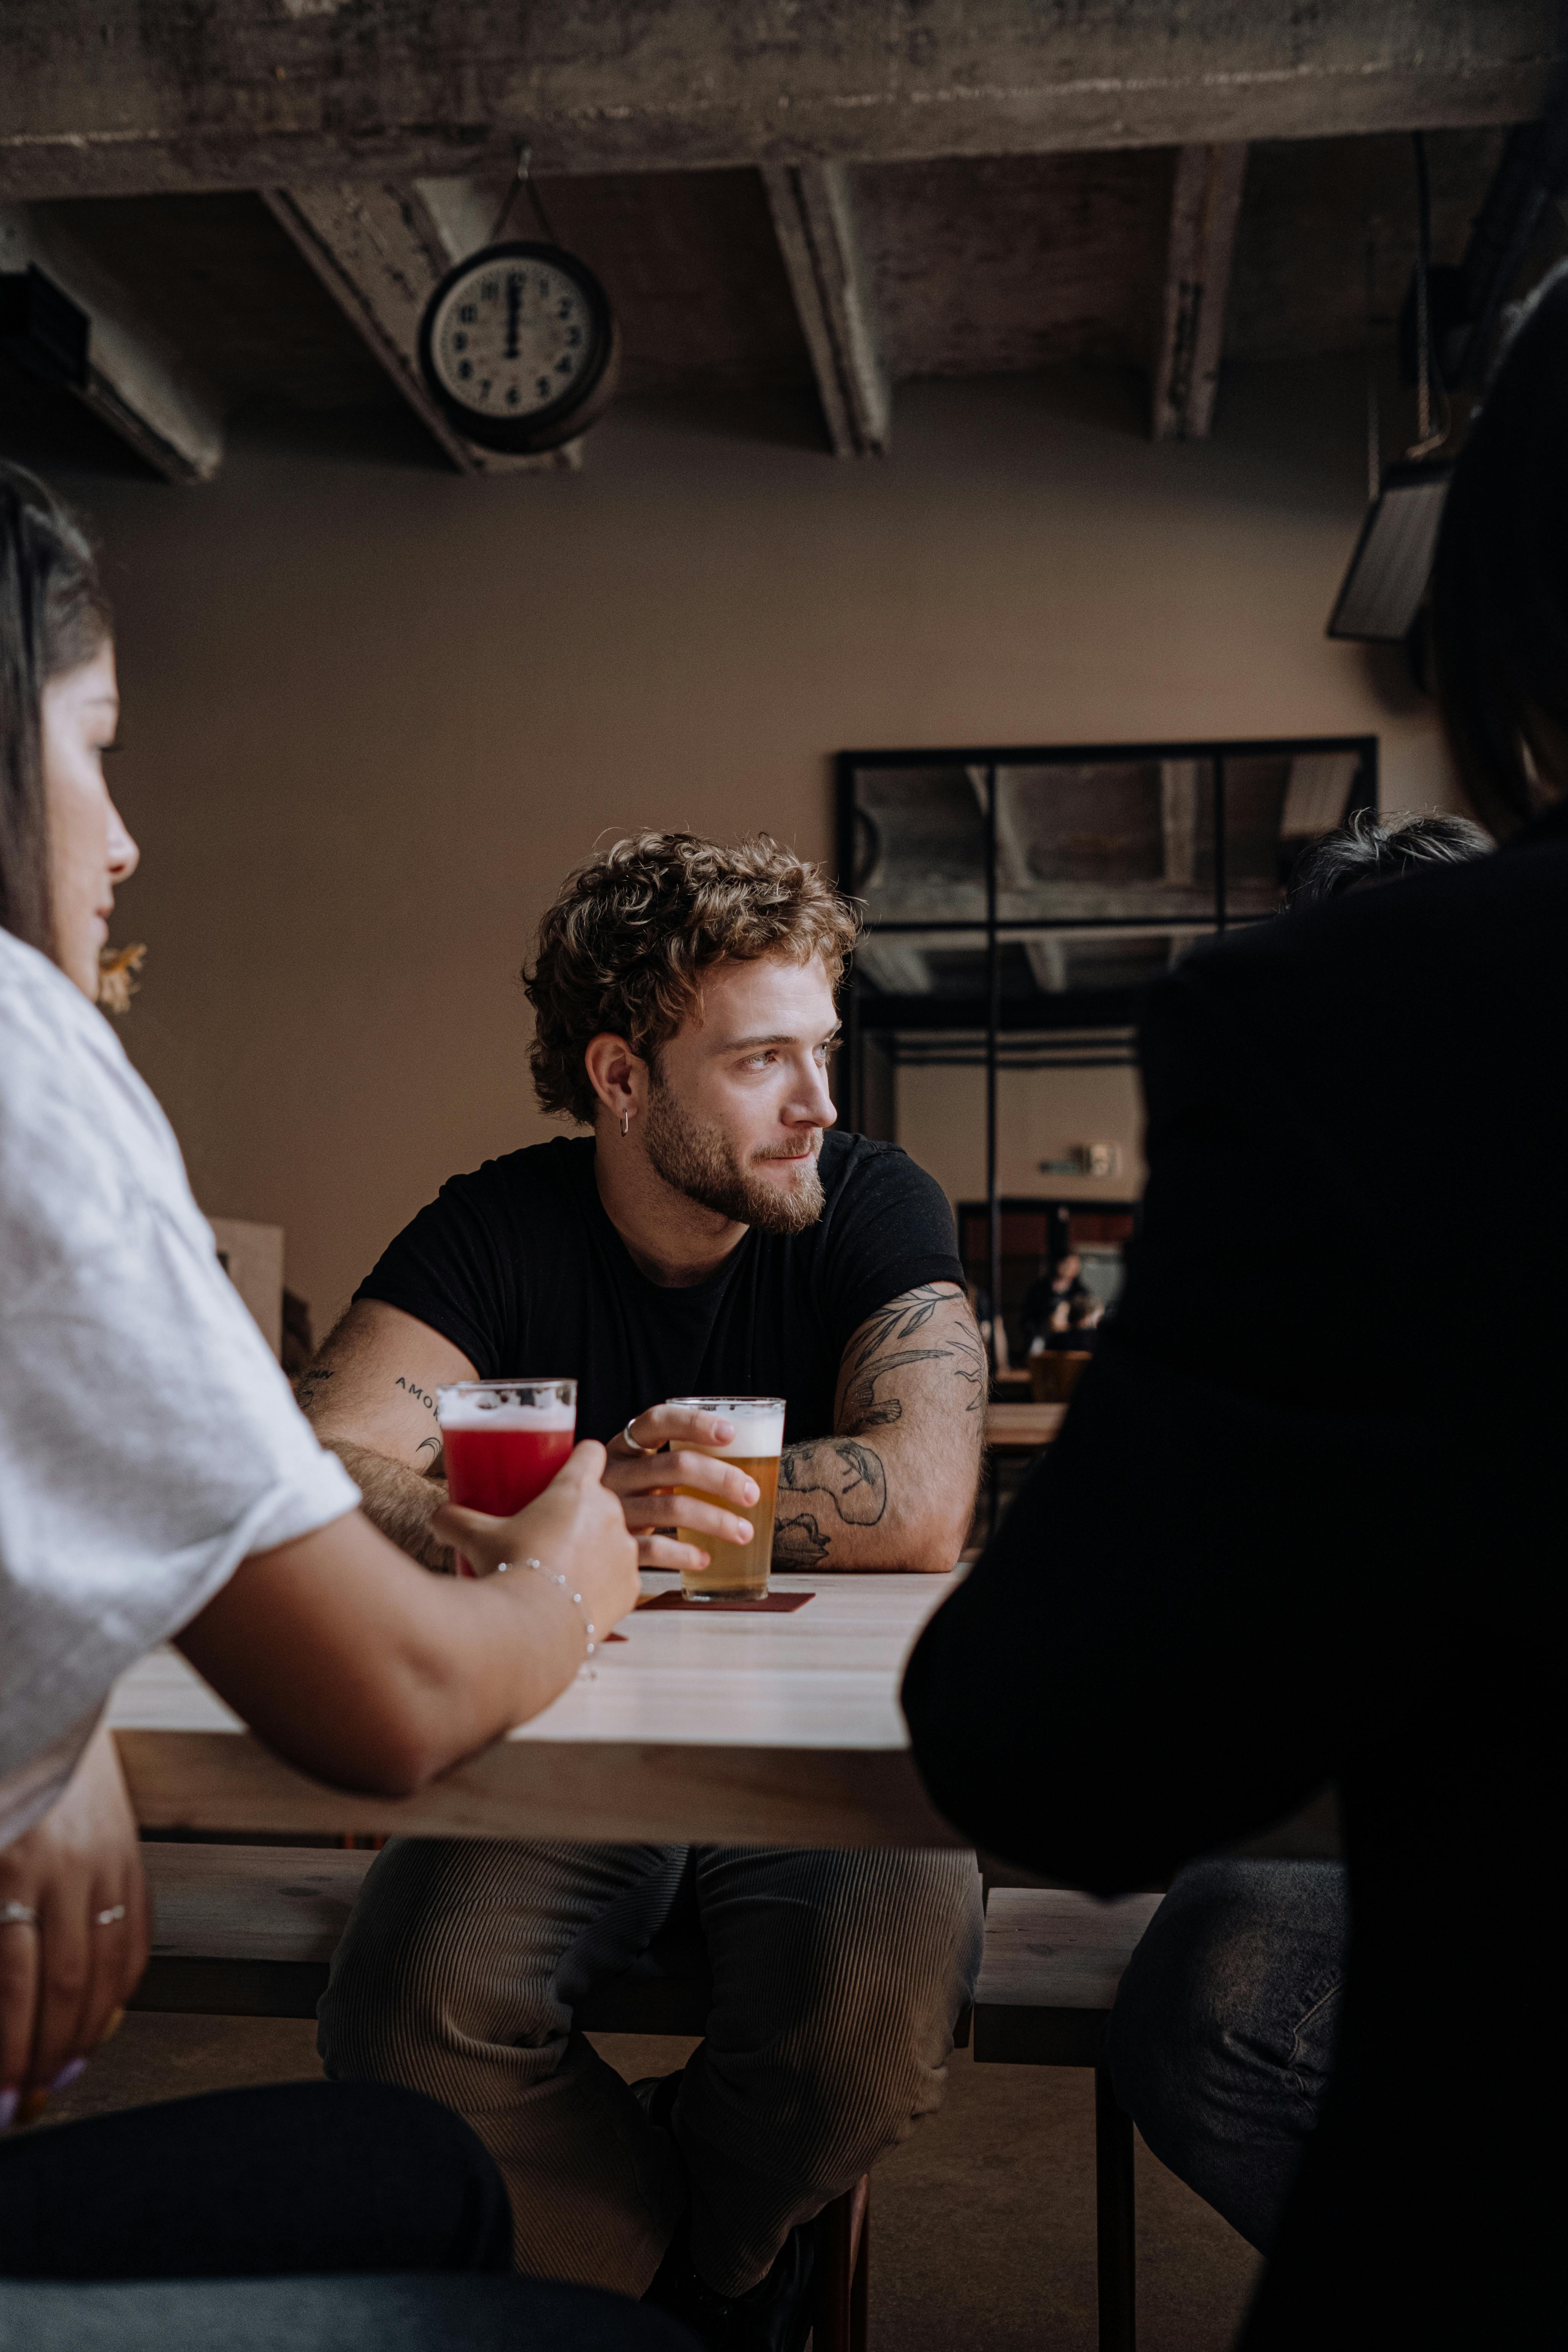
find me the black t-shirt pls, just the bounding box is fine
[355,1130,964,1447]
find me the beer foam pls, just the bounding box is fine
[669,1398,785,1458]
[437,1389,576,1433]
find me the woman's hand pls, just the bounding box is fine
[0,1721,149,2125]
[601,1405,759,1573]
[433,1440,640,1637]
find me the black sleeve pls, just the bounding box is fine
[900,963,1427,1889]
[353,1171,518,1380]
[822,1145,966,1357]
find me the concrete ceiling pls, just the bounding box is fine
[0,1,1561,479]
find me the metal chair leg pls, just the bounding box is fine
[814,2175,871,2352]
[1095,2066,1136,2352]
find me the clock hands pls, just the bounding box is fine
[504,272,523,361]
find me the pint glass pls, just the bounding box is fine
[667,1396,786,1602]
[436,1378,577,1577]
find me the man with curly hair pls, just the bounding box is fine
[302,832,985,2350]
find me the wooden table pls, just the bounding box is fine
[985,1401,1066,1452]
[108,1572,966,1852]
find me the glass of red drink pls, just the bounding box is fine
[436,1378,577,1577]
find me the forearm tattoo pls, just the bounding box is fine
[770,1286,983,1567]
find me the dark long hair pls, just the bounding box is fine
[1432,262,1568,836]
[0,462,112,959]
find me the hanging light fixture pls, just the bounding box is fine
[1327,135,1452,644]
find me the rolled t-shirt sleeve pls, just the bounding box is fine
[0,939,358,1811]
[821,1144,966,1354]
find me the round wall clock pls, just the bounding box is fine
[417,240,620,454]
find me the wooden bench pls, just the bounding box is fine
[131,1841,869,2352]
[972,1887,1164,2352]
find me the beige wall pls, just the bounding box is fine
[67,362,1456,1329]
[895,1059,1147,1213]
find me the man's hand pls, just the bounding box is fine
[602,1405,761,1575]
[435,1440,641,1636]
[0,1722,149,2122]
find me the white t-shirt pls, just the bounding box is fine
[0,928,359,1847]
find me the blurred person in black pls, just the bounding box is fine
[1020,1250,1088,1349]
[901,265,1568,2344]
[1099,807,1491,2259]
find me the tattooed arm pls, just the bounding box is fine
[296,1299,478,1572]
[773,1282,985,1575]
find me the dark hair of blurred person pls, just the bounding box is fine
[1283,808,1491,909]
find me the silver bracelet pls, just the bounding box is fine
[498,1556,597,1655]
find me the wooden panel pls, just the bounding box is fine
[985,1402,1068,1451]
[116,1725,964,1848]
[143,1839,370,1962]
[975,1888,1165,2012]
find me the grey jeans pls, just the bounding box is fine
[1105,1858,1348,2254]
[318,1840,983,2299]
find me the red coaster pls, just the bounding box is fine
[636,1590,815,1614]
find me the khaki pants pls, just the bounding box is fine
[318,1839,983,2298]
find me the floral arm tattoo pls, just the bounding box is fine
[771,1283,986,1569]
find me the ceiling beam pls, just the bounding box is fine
[0,203,222,481]
[1151,143,1248,440]
[0,3,1555,202]
[261,184,579,477]
[762,162,889,457]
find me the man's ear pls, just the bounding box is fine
[583,1033,647,1126]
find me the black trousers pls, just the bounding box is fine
[0,2081,694,2351]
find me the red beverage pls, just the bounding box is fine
[436,1380,577,1576]
[443,1423,574,1516]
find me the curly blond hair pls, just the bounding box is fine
[524,831,861,1125]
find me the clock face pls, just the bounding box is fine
[419,242,616,448]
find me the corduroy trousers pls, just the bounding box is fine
[318,1839,983,2299]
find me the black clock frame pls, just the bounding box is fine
[416,239,620,454]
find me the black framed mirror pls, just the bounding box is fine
[836,735,1378,1363]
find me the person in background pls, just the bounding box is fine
[1283,807,1490,909]
[1100,800,1492,2260]
[1021,1249,1088,1351]
[301,832,986,2352]
[901,263,1568,2343]
[1039,1288,1102,1352]
[0,462,681,2352]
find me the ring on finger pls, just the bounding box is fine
[94,1906,127,1928]
[0,1901,38,1928]
[621,1418,659,1457]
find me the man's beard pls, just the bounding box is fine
[642,1082,826,1234]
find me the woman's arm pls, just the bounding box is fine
[176,1441,638,1797]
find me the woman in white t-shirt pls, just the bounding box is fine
[0,467,678,2352]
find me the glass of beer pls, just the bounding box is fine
[667,1396,786,1602]
[436,1378,576,1577]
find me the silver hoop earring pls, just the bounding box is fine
[620,1110,631,1137]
